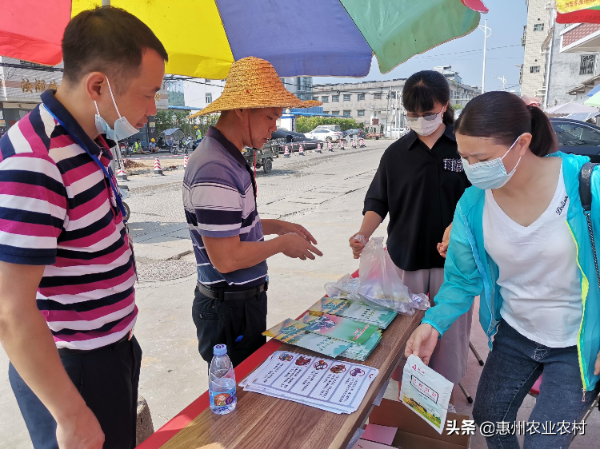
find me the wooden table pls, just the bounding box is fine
[138,308,424,449]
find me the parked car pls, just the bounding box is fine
[550,118,600,162]
[270,128,320,152]
[305,128,342,142]
[314,124,342,133]
[345,129,366,139]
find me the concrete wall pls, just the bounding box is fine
[521,0,551,97]
[547,24,599,107]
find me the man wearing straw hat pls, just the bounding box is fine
[183,57,323,367]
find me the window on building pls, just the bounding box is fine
[533,23,544,32]
[580,55,596,75]
[357,110,365,117]
[206,93,212,104]
[321,96,329,103]
[358,93,365,101]
[332,95,340,102]
[313,96,319,101]
[373,92,382,100]
[390,91,397,99]
[530,66,540,74]
[323,111,329,114]
[343,94,352,101]
[343,110,351,117]
[19,60,44,68]
[332,110,340,115]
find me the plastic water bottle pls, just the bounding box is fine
[209,344,237,415]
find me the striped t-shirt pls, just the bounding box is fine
[0,90,137,350]
[183,126,267,287]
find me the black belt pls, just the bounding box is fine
[197,281,268,301]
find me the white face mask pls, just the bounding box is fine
[406,110,444,136]
[94,78,139,141]
[461,135,523,190]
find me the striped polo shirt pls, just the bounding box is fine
[0,90,137,350]
[183,126,267,287]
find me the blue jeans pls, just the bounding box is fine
[473,320,599,449]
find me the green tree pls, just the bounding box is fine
[452,103,463,111]
[295,116,365,133]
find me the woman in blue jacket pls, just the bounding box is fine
[406,91,600,449]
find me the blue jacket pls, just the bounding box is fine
[423,152,600,392]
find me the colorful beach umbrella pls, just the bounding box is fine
[556,0,600,24]
[1,0,486,79]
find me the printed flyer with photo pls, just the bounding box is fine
[399,355,453,434]
[241,350,379,414]
[299,313,379,345]
[308,297,396,329]
[263,319,352,358]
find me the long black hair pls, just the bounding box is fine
[455,91,557,157]
[402,70,454,125]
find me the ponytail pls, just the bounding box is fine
[528,105,557,156]
[455,91,557,157]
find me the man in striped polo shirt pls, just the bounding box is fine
[184,57,323,368]
[0,8,167,449]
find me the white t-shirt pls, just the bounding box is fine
[483,167,582,347]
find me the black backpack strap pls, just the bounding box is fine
[579,162,597,212]
[579,162,600,291]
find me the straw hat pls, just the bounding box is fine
[189,57,322,118]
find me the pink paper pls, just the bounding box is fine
[362,424,398,445]
[351,439,395,449]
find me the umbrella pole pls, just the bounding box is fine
[102,0,111,5]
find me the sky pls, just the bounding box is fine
[313,0,527,93]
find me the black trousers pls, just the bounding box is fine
[192,285,267,367]
[9,336,142,449]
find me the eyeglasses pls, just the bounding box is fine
[406,111,442,122]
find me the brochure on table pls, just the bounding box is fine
[240,350,379,414]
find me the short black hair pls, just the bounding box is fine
[62,6,168,90]
[402,70,454,125]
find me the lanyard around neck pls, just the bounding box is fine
[44,106,128,222]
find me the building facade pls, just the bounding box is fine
[312,67,478,135]
[281,76,313,101]
[177,78,225,110]
[0,57,63,135]
[520,0,553,98]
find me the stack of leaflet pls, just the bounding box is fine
[239,350,379,414]
[309,297,396,329]
[300,314,382,362]
[263,297,396,361]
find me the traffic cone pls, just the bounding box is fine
[153,157,163,175]
[299,144,304,156]
[317,143,322,153]
[184,154,189,170]
[340,140,345,150]
[328,141,333,152]
[360,138,366,148]
[284,146,290,157]
[352,138,357,148]
[116,165,128,181]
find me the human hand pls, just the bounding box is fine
[282,233,323,260]
[594,350,600,376]
[349,232,368,259]
[404,323,440,365]
[437,223,453,259]
[56,404,104,449]
[277,221,318,245]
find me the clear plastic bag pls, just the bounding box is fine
[325,237,430,315]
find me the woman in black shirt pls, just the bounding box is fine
[350,70,473,391]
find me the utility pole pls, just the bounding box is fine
[478,18,492,94]
[493,75,507,91]
[384,86,392,137]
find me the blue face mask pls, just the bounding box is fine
[94,78,140,141]
[461,135,523,190]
